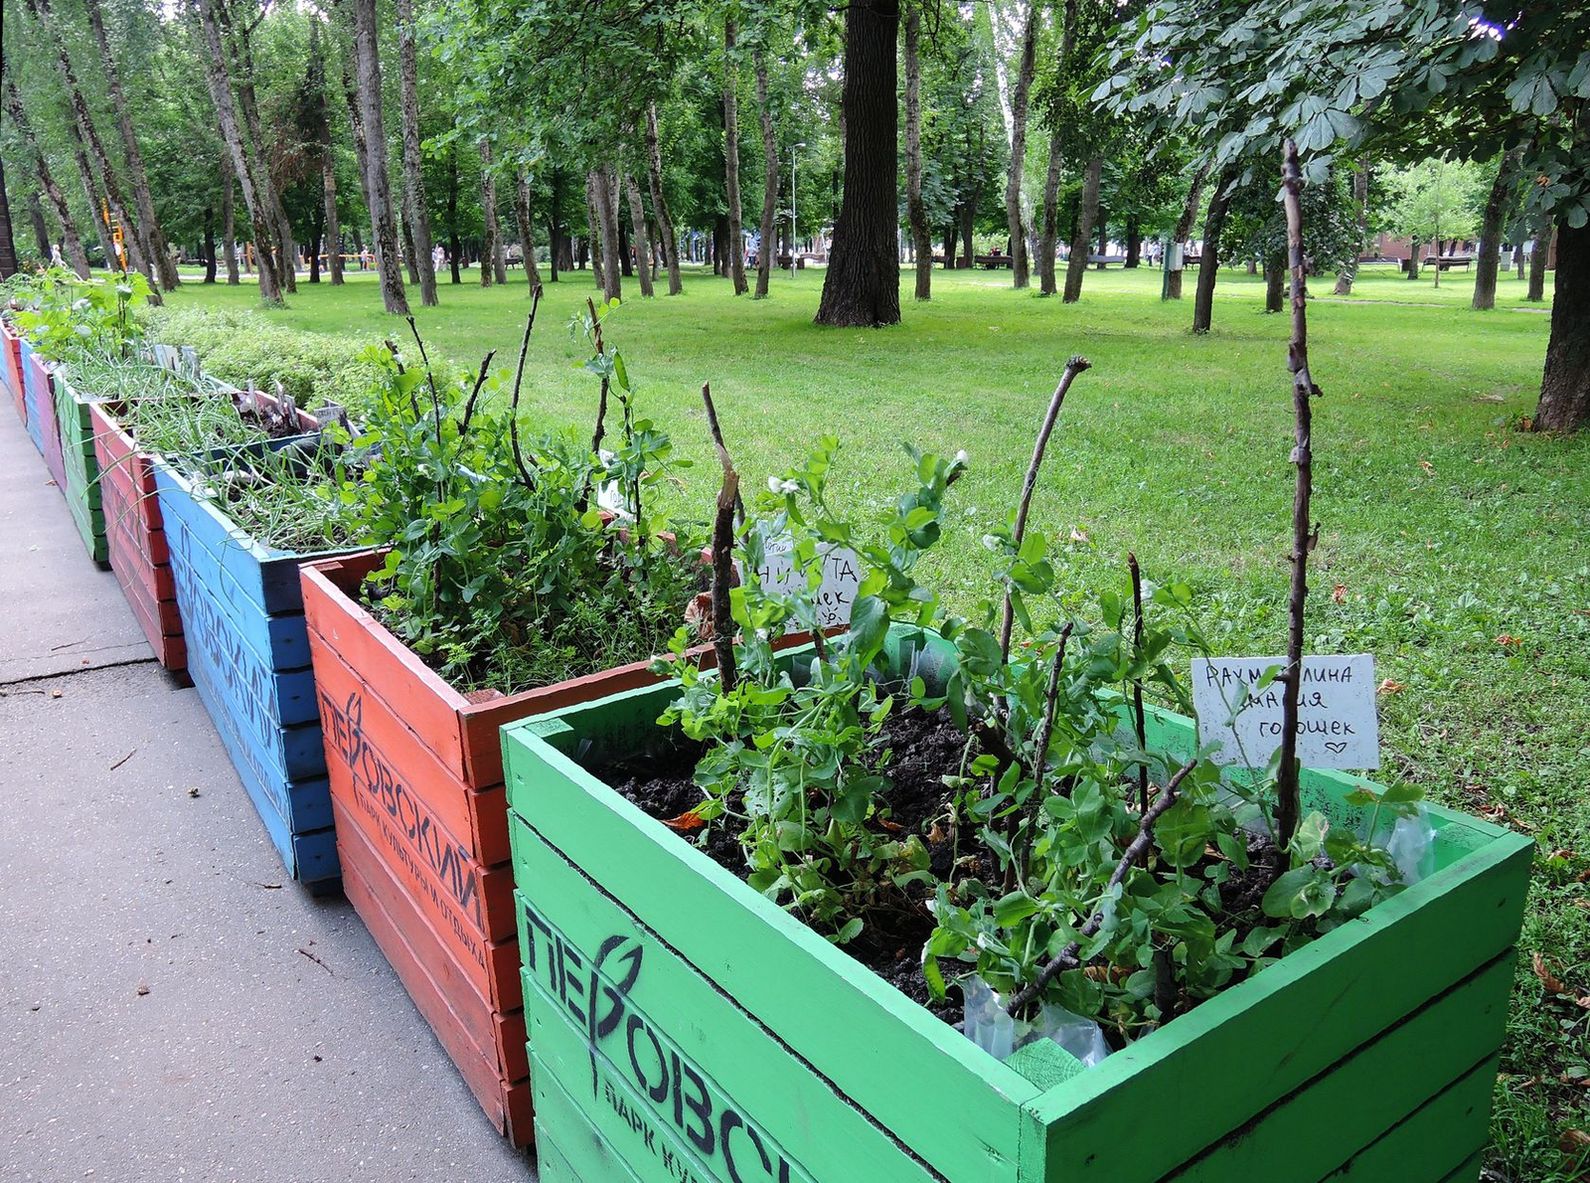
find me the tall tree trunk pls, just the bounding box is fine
[1062,156,1102,302]
[0,160,16,280]
[220,155,239,284]
[1535,217,1587,432]
[225,13,294,293]
[643,103,682,294]
[945,214,959,270]
[76,139,116,267]
[1191,170,1235,334]
[616,205,633,277]
[82,0,178,289]
[815,0,900,327]
[1264,255,1284,311]
[1164,162,1208,299]
[623,173,654,297]
[481,141,503,288]
[392,0,438,304]
[401,213,421,284]
[203,203,218,282]
[1473,149,1521,311]
[959,200,975,269]
[1516,238,1526,280]
[585,171,608,294]
[1003,0,1039,289]
[902,9,932,300]
[548,166,564,281]
[600,164,623,296]
[722,17,748,295]
[1037,148,1063,294]
[4,81,90,278]
[26,188,51,261]
[1527,214,1553,302]
[753,50,781,299]
[29,0,159,298]
[350,0,410,314]
[321,153,342,285]
[193,0,281,304]
[1334,162,1369,295]
[513,171,542,289]
[1125,218,1141,267]
[446,141,462,283]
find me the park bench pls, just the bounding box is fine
[1402,255,1473,272]
[975,254,1013,269]
[1088,254,1128,267]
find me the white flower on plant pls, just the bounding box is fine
[981,533,1001,552]
[767,476,799,495]
[954,449,969,465]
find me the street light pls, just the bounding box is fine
[790,142,805,278]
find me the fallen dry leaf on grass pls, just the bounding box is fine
[1418,459,1436,475]
[661,807,708,833]
[1533,953,1590,1009]
[1377,679,1406,695]
[1494,634,1523,649]
[1332,584,1348,604]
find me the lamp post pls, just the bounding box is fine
[790,142,804,278]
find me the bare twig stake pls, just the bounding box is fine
[1128,551,1148,813]
[1276,139,1320,853]
[588,297,609,456]
[1004,756,1199,1017]
[999,355,1092,662]
[701,383,740,691]
[507,283,544,490]
[404,315,445,452]
[458,350,497,441]
[1034,622,1074,792]
[700,380,745,525]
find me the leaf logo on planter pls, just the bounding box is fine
[320,688,484,935]
[520,898,814,1183]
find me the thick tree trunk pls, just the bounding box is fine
[1038,146,1063,294]
[1191,170,1235,333]
[600,164,623,296]
[1535,218,1587,432]
[1164,162,1208,300]
[903,9,931,300]
[1473,149,1521,311]
[616,207,633,277]
[644,103,682,294]
[1004,0,1039,289]
[585,169,620,299]
[1125,219,1141,268]
[722,18,748,295]
[321,153,342,285]
[945,215,959,270]
[4,81,91,278]
[514,171,542,289]
[225,15,294,293]
[220,156,239,284]
[401,214,421,285]
[193,0,280,304]
[1264,256,1284,312]
[1407,241,1422,280]
[394,0,438,305]
[30,0,159,297]
[350,0,410,314]
[1062,156,1102,302]
[549,167,565,280]
[815,0,900,327]
[623,173,654,297]
[481,141,504,288]
[75,138,117,266]
[1516,239,1526,280]
[83,0,178,289]
[959,201,975,268]
[753,50,780,299]
[1334,163,1369,295]
[1527,214,1552,302]
[27,189,51,261]
[0,161,16,280]
[446,142,462,284]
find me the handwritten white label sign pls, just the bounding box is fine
[739,536,863,630]
[1191,654,1380,770]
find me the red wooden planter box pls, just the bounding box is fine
[301,550,744,1146]
[2,319,24,426]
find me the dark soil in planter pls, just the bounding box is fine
[606,706,1307,1032]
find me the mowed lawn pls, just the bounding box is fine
[165,262,1587,1178]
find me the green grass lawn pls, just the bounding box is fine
[165,261,1587,1179]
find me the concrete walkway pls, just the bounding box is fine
[0,409,533,1181]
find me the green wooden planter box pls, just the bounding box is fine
[501,626,1532,1183]
[53,368,110,565]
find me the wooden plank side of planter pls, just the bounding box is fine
[23,347,68,491]
[1019,833,1533,1181]
[106,528,186,670]
[1159,952,1513,1181]
[1318,1057,1496,1182]
[301,555,475,782]
[503,709,1038,1183]
[310,628,509,866]
[18,339,46,456]
[2,323,24,424]
[337,800,530,1088]
[340,812,533,1147]
[513,824,962,1183]
[55,379,109,563]
[330,742,520,1008]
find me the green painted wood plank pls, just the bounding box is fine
[1318,1057,1496,1182]
[1162,953,1513,1181]
[513,822,950,1183]
[532,1054,646,1183]
[1433,1150,1482,1183]
[1021,833,1531,1180]
[503,723,1037,1183]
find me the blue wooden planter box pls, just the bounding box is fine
[19,338,51,459]
[152,447,366,887]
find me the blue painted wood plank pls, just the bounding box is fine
[19,339,46,455]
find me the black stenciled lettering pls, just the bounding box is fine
[720,1109,772,1183]
[627,1014,670,1103]
[678,1059,715,1157]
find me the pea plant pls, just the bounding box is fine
[348,292,701,695]
[9,267,148,363]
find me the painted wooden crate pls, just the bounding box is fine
[20,339,68,493]
[2,318,24,426]
[152,447,363,888]
[501,625,1533,1183]
[300,548,714,1146]
[53,369,110,565]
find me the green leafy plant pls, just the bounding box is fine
[346,296,701,695]
[10,268,148,363]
